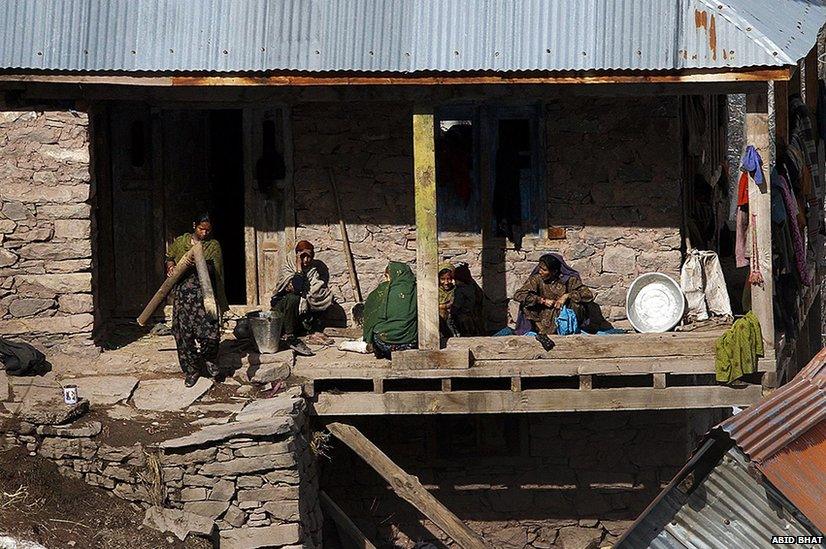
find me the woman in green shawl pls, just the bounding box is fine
[165,213,229,387]
[362,262,418,359]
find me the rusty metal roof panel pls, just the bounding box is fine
[619,448,821,549]
[1,0,825,74]
[720,348,826,463]
[759,422,826,532]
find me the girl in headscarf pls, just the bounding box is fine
[513,254,594,336]
[363,262,418,358]
[438,262,458,338]
[165,213,229,387]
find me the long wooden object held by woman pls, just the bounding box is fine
[137,247,196,326]
[192,241,219,319]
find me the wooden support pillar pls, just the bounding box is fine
[413,109,440,350]
[746,91,775,349]
[804,47,818,110]
[327,422,488,549]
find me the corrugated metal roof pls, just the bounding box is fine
[619,447,821,549]
[719,347,826,463]
[759,422,826,533]
[0,0,824,74]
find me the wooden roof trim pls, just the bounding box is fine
[0,67,791,87]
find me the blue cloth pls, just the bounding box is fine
[556,306,579,336]
[740,145,765,186]
[493,327,515,336]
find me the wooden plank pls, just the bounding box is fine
[373,378,384,394]
[392,349,470,370]
[446,333,723,360]
[319,491,377,549]
[242,109,259,305]
[412,109,439,350]
[291,356,776,380]
[510,376,521,392]
[326,423,488,549]
[441,379,452,392]
[745,91,775,349]
[313,386,764,415]
[0,68,791,87]
[774,80,789,150]
[579,375,592,391]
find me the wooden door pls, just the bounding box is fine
[108,106,165,315]
[243,108,294,305]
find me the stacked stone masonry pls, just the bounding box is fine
[292,95,682,326]
[0,108,95,354]
[0,395,321,549]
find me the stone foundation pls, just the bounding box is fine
[0,391,321,548]
[0,108,95,355]
[320,410,722,548]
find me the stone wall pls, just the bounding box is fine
[320,410,713,548]
[291,94,682,325]
[0,108,95,354]
[0,391,321,548]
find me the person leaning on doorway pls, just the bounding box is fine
[165,213,229,387]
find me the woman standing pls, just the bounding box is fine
[362,262,418,359]
[165,213,229,387]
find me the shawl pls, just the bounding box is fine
[166,234,229,314]
[275,259,333,314]
[438,262,455,308]
[515,252,580,334]
[715,311,764,384]
[362,262,418,345]
[774,173,811,286]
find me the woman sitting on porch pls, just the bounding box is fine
[513,254,600,336]
[274,240,333,334]
[439,262,487,338]
[166,213,229,387]
[363,262,418,358]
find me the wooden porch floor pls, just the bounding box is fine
[295,330,773,415]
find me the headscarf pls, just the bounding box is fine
[295,240,315,256]
[438,262,455,307]
[362,262,418,345]
[515,252,580,335]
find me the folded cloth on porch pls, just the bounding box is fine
[362,262,418,346]
[556,306,579,336]
[680,249,732,322]
[714,311,763,384]
[166,234,229,314]
[0,338,47,376]
[739,145,764,186]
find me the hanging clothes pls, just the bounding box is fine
[773,172,811,286]
[680,250,733,322]
[715,311,764,384]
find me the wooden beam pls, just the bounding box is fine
[774,80,789,152]
[804,47,818,111]
[326,423,488,549]
[313,386,764,415]
[0,68,791,87]
[412,109,440,350]
[242,109,260,305]
[392,349,470,370]
[291,356,776,380]
[745,90,775,350]
[319,491,377,549]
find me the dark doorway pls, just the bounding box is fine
[207,110,246,305]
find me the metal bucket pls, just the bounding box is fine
[248,311,283,354]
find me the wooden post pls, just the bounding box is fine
[413,109,440,350]
[804,48,818,110]
[746,91,775,349]
[327,422,488,549]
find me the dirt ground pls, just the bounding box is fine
[0,448,212,549]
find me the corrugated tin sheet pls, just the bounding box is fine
[720,347,826,463]
[0,0,825,74]
[760,422,826,532]
[620,448,821,549]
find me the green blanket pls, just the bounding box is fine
[715,311,764,384]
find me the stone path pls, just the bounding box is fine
[131,377,214,412]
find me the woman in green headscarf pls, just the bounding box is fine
[362,262,418,359]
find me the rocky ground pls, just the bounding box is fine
[0,448,212,549]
